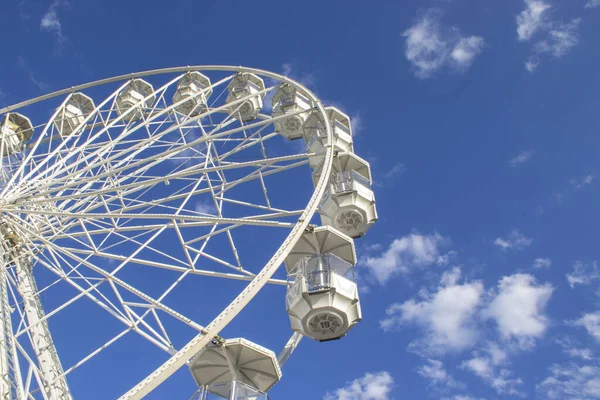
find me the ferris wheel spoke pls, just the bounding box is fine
[17,152,309,208]
[22,79,258,196]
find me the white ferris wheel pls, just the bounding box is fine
[0,66,378,399]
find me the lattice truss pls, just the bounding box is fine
[0,71,316,399]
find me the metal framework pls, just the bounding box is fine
[0,66,333,399]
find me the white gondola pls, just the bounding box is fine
[189,337,280,400]
[53,92,95,137]
[172,71,212,117]
[285,226,361,342]
[317,153,377,238]
[271,84,311,140]
[225,73,265,122]
[1,113,33,156]
[303,106,354,169]
[116,78,155,122]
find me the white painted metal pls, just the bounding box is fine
[276,332,303,367]
[0,66,335,399]
[14,254,71,399]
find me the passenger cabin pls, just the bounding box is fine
[1,113,33,156]
[189,337,280,400]
[53,92,95,137]
[116,79,155,122]
[271,84,311,140]
[225,73,265,122]
[284,226,362,341]
[173,71,212,117]
[317,153,377,238]
[303,107,354,169]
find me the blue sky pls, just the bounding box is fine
[2,0,600,399]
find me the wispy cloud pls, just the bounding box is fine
[324,371,394,400]
[533,19,581,58]
[350,112,364,136]
[517,0,552,41]
[509,150,535,167]
[574,312,600,342]
[494,230,532,251]
[40,0,70,52]
[462,355,524,396]
[281,63,316,88]
[571,174,594,189]
[194,201,217,215]
[363,233,450,285]
[537,363,600,399]
[17,56,50,91]
[375,163,407,188]
[517,0,581,72]
[566,261,600,288]
[556,339,594,361]
[586,0,600,8]
[403,9,485,78]
[525,58,540,72]
[533,258,552,269]
[418,359,464,390]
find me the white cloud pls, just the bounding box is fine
[323,372,394,400]
[533,258,552,269]
[571,174,595,189]
[16,56,50,91]
[517,1,581,71]
[442,397,485,400]
[556,338,594,361]
[380,267,484,354]
[566,347,594,360]
[461,342,523,395]
[525,57,540,73]
[566,262,600,288]
[493,230,532,251]
[281,63,315,88]
[375,163,407,188]
[403,10,484,78]
[418,359,463,389]
[517,0,552,41]
[450,37,486,71]
[363,233,449,285]
[574,312,600,342]
[195,201,217,215]
[509,150,535,167]
[535,19,581,58]
[350,112,364,136]
[537,363,600,399]
[485,274,553,347]
[462,356,524,395]
[40,0,68,45]
[586,0,600,8]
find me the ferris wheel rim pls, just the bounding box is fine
[1,65,335,398]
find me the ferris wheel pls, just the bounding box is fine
[0,66,378,399]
